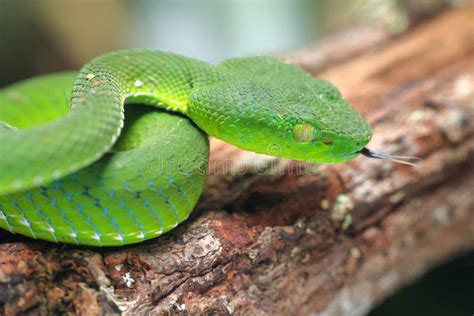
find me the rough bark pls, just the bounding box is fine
[1,5,474,316]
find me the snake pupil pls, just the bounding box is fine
[292,124,316,143]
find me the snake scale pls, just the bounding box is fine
[0,50,376,246]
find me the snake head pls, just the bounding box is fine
[189,56,372,164]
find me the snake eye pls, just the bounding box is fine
[292,124,316,143]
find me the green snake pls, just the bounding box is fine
[1,49,401,246]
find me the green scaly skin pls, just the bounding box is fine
[0,50,371,246]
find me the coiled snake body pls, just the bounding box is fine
[0,50,372,246]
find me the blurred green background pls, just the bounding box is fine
[0,0,473,315]
[0,0,455,86]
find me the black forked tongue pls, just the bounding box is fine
[360,147,420,167]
